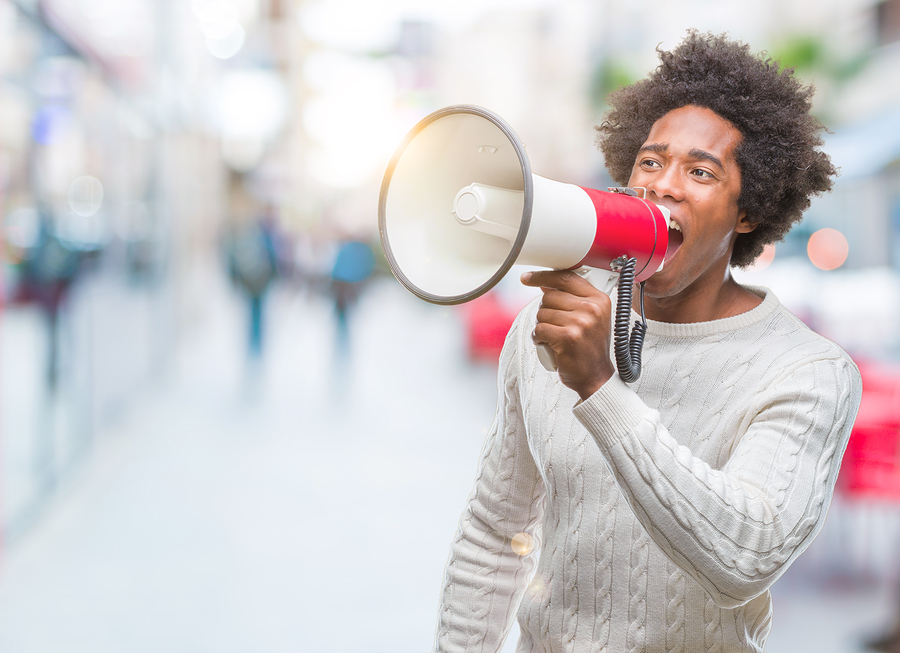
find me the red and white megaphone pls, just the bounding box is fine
[378,105,670,379]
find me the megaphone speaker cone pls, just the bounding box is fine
[378,105,533,305]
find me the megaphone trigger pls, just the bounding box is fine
[573,266,619,296]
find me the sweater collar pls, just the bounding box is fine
[629,285,779,338]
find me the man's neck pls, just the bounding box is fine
[638,276,762,324]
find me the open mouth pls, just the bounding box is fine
[665,219,683,264]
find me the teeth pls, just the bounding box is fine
[669,219,682,232]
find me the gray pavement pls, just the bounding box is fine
[0,274,896,652]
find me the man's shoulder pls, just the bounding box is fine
[760,289,850,352]
[647,286,858,381]
[740,288,859,381]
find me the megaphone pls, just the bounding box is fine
[378,105,670,381]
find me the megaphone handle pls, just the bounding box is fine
[535,267,619,372]
[536,343,559,371]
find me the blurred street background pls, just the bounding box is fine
[0,0,900,651]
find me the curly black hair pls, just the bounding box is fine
[596,30,838,268]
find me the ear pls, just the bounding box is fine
[735,212,757,234]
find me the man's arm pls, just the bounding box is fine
[573,355,861,608]
[434,306,546,652]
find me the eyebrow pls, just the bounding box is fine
[688,148,725,171]
[638,143,669,156]
[638,143,726,171]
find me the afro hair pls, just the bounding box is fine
[596,30,838,268]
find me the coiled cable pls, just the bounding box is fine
[613,257,647,383]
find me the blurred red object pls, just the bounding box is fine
[462,292,519,361]
[838,360,900,500]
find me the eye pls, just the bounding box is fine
[638,158,661,170]
[691,167,715,180]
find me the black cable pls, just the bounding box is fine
[613,258,648,383]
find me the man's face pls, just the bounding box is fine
[627,105,754,302]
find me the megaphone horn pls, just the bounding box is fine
[378,105,670,381]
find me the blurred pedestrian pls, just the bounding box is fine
[433,31,861,653]
[225,210,280,361]
[329,238,375,350]
[16,214,89,390]
[867,625,900,653]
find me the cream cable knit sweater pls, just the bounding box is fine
[434,286,861,653]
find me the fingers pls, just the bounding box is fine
[535,290,582,314]
[531,306,603,347]
[522,269,615,397]
[520,270,595,297]
[530,288,610,350]
[523,269,611,333]
[522,269,609,314]
[536,301,604,329]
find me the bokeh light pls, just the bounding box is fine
[206,23,245,59]
[751,243,777,271]
[524,573,551,601]
[511,532,535,556]
[67,175,104,217]
[211,69,288,140]
[807,228,849,271]
[301,54,404,188]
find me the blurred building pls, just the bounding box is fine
[0,0,289,539]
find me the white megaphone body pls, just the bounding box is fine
[378,105,670,380]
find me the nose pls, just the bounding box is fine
[645,165,685,204]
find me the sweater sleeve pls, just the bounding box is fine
[434,310,547,652]
[573,353,861,608]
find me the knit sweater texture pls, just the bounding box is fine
[434,286,862,653]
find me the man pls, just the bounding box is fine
[434,31,861,652]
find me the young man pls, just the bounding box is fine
[434,31,862,652]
